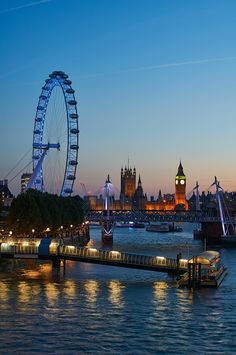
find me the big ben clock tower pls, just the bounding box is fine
[175,162,188,210]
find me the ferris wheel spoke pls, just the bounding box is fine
[32,71,79,196]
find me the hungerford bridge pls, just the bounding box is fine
[86,176,236,242]
[86,210,236,243]
[86,210,228,224]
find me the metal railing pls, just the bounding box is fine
[0,241,188,272]
[60,245,188,269]
[85,210,234,223]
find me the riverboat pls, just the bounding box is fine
[146,223,170,232]
[146,223,183,233]
[178,251,227,288]
[115,222,145,228]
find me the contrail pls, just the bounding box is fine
[0,0,53,14]
[130,56,236,72]
[83,56,236,78]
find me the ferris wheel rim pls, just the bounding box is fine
[32,71,79,196]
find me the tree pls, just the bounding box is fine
[8,193,42,234]
[7,190,84,235]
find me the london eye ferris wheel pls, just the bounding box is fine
[29,71,79,196]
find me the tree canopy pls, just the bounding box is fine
[7,190,84,234]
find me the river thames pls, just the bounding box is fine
[1,224,236,354]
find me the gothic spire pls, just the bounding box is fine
[106,174,111,183]
[177,161,184,176]
[138,174,142,186]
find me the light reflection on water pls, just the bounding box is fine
[18,281,34,304]
[45,283,60,306]
[0,225,236,353]
[84,279,99,304]
[64,279,76,300]
[153,280,168,301]
[108,280,125,309]
[0,281,9,301]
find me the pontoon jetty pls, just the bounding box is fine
[178,251,227,288]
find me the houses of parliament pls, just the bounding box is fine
[86,162,189,211]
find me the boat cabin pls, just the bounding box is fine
[188,251,221,279]
[179,250,226,288]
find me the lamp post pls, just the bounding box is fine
[45,227,50,238]
[70,224,73,238]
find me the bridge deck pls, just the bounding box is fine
[0,242,188,274]
[86,210,236,224]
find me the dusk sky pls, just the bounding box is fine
[1,0,236,197]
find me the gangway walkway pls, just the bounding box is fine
[0,240,188,274]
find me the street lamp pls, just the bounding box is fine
[44,227,50,238]
[60,225,64,237]
[70,224,73,238]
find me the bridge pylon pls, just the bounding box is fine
[197,177,236,245]
[213,176,236,242]
[101,175,114,244]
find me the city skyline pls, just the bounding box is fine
[1,0,236,196]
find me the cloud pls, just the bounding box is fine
[0,0,53,15]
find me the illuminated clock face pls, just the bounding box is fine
[180,179,185,185]
[175,180,178,185]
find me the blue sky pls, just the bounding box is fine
[1,0,236,197]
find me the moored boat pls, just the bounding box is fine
[178,250,227,288]
[146,223,182,233]
[115,222,145,228]
[146,223,170,232]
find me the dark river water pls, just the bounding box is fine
[1,223,236,354]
